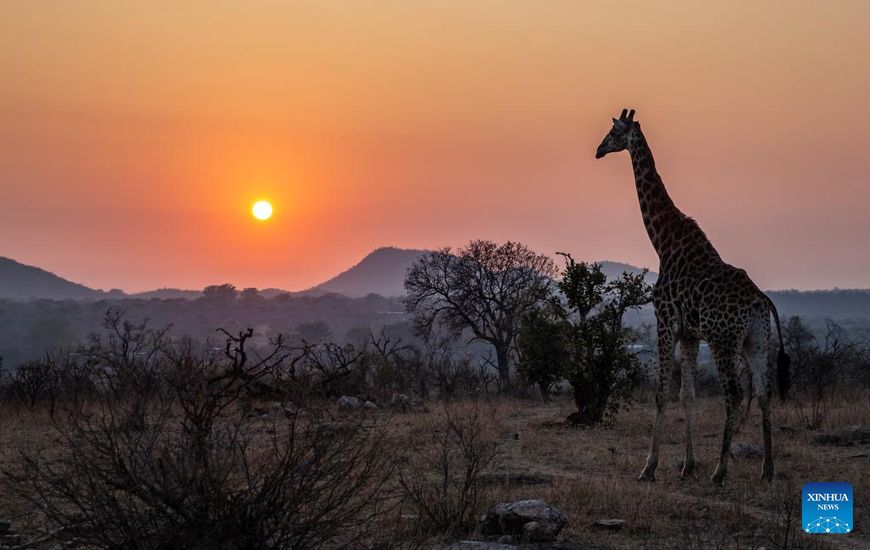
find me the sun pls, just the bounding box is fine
[252,200,273,221]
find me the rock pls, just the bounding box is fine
[813,425,870,446]
[479,499,566,542]
[523,520,562,542]
[502,432,520,440]
[390,393,413,411]
[363,400,378,410]
[730,442,764,458]
[338,395,363,410]
[594,518,625,530]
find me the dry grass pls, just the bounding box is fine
[1,392,868,549]
[383,393,868,549]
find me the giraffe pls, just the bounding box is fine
[595,109,791,484]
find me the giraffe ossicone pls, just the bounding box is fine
[595,108,791,484]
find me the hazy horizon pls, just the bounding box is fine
[5,247,867,296]
[3,1,870,292]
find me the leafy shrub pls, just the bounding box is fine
[518,255,652,424]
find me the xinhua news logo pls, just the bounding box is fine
[802,482,853,534]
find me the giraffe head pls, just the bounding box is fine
[595,108,638,159]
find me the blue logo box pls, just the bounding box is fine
[802,482,853,534]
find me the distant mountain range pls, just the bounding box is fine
[0,248,658,301]
[1,249,866,305]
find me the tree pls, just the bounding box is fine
[516,306,569,398]
[556,255,653,425]
[404,240,556,386]
[202,283,238,302]
[239,287,265,305]
[11,358,60,413]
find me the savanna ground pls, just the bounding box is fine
[1,389,866,549]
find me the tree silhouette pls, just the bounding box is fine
[202,284,238,302]
[404,240,555,386]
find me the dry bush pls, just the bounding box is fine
[6,315,399,550]
[398,401,499,536]
[785,317,868,429]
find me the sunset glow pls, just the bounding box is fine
[2,1,870,292]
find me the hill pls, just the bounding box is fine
[303,247,428,297]
[597,260,659,285]
[302,248,658,299]
[0,257,103,301]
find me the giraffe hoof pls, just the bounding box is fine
[761,459,774,482]
[638,465,657,482]
[680,461,698,479]
[710,469,727,486]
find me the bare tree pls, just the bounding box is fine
[404,240,555,386]
[784,316,867,428]
[398,402,499,535]
[10,358,60,414]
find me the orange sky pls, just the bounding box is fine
[2,1,869,292]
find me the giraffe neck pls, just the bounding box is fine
[627,129,719,267]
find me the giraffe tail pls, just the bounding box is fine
[764,295,791,401]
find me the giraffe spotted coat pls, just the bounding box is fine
[595,109,789,484]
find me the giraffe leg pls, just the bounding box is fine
[745,317,774,481]
[679,337,700,479]
[710,344,741,486]
[734,353,752,432]
[639,325,676,481]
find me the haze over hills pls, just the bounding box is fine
[0,247,658,302]
[132,288,204,300]
[302,247,659,298]
[2,248,869,315]
[302,247,428,298]
[1,249,870,369]
[0,257,106,301]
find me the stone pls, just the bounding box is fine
[479,499,566,542]
[363,400,378,410]
[337,395,363,410]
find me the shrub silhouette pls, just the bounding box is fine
[518,255,651,424]
[11,313,397,549]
